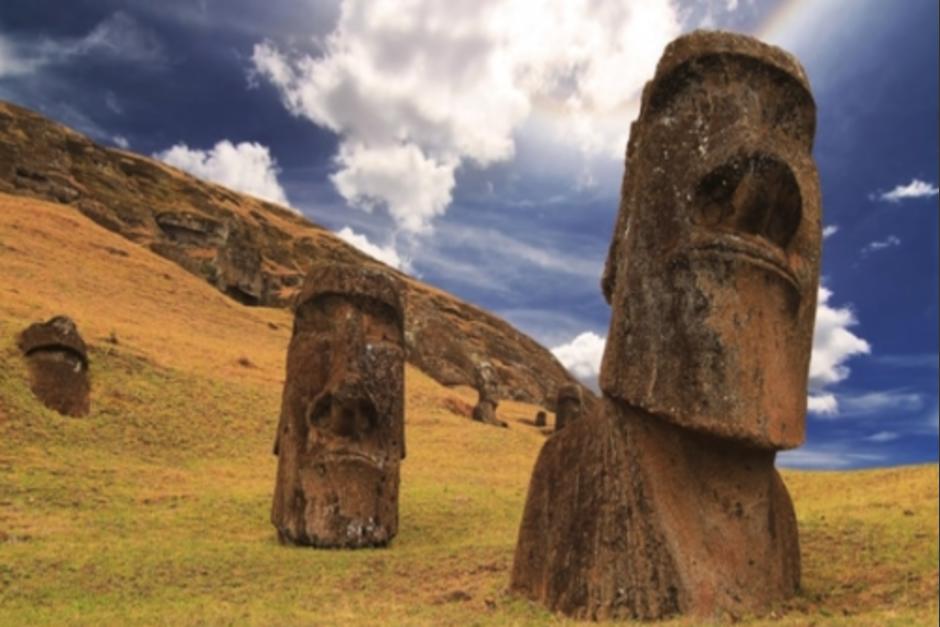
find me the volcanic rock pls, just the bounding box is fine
[0,99,591,407]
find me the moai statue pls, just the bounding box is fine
[511,31,821,620]
[554,384,583,431]
[271,263,406,548]
[534,411,547,427]
[471,362,507,427]
[17,316,90,417]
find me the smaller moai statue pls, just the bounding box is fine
[554,384,582,431]
[271,263,406,548]
[471,362,507,427]
[534,411,547,427]
[17,316,90,416]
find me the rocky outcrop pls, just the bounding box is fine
[17,316,90,417]
[0,100,589,406]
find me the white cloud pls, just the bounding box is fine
[331,143,456,234]
[808,287,871,395]
[838,390,924,416]
[865,431,899,443]
[251,0,680,233]
[822,224,839,238]
[777,446,884,469]
[154,140,291,208]
[861,235,901,256]
[112,135,129,149]
[335,226,407,270]
[807,393,838,416]
[876,178,939,203]
[551,331,606,381]
[67,11,166,65]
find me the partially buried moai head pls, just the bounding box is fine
[272,263,405,548]
[17,316,90,417]
[599,31,821,450]
[554,384,582,431]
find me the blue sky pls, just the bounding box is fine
[1,0,936,469]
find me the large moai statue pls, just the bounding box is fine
[271,263,406,548]
[17,316,90,417]
[554,384,583,431]
[511,31,821,620]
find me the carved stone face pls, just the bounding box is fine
[272,265,405,547]
[18,316,90,417]
[600,33,821,450]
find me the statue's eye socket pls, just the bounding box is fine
[693,154,802,250]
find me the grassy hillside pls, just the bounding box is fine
[1,192,937,625]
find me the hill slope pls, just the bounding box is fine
[0,100,589,407]
[1,193,938,625]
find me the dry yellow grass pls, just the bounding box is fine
[0,192,937,625]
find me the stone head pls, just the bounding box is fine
[276,263,405,546]
[599,31,821,449]
[555,383,583,431]
[17,315,90,417]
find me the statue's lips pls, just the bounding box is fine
[319,450,386,470]
[683,232,800,292]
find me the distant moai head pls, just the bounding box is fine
[471,361,500,423]
[474,361,499,404]
[535,410,547,427]
[273,263,405,547]
[599,31,821,449]
[17,316,90,417]
[554,384,583,431]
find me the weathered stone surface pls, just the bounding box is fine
[17,316,90,416]
[0,99,592,409]
[554,384,583,431]
[600,30,820,450]
[512,30,819,620]
[271,264,405,548]
[512,400,799,620]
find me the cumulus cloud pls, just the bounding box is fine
[861,235,901,256]
[154,140,291,207]
[551,331,606,382]
[251,0,680,234]
[809,287,871,392]
[807,393,838,416]
[822,224,839,238]
[112,135,129,149]
[335,226,407,270]
[875,178,939,203]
